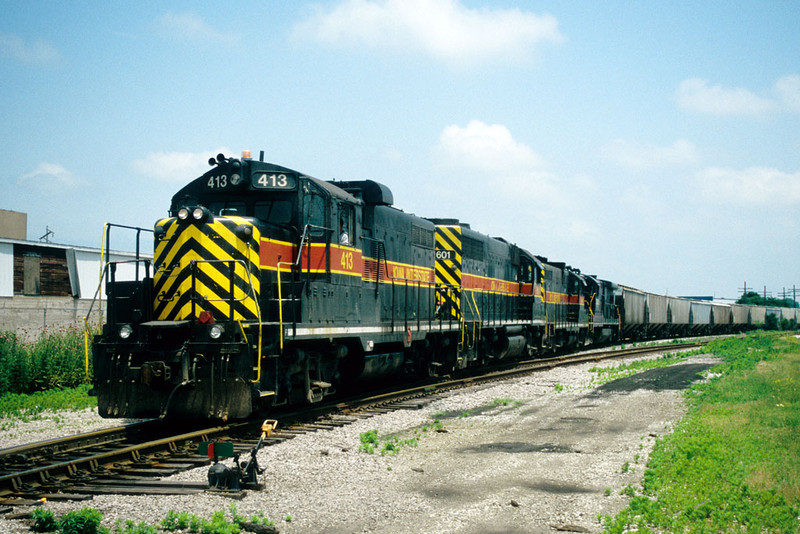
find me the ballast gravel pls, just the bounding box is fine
[0,350,721,534]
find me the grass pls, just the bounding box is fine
[603,333,800,533]
[30,504,280,534]
[0,384,96,419]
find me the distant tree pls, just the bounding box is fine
[736,291,799,308]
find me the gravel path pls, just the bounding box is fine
[0,350,720,533]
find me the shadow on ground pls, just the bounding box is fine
[590,362,719,395]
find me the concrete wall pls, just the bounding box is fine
[0,296,101,340]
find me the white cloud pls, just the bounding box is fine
[438,120,543,171]
[131,148,233,182]
[0,32,60,64]
[677,78,775,116]
[435,120,562,202]
[695,166,800,205]
[774,75,800,112]
[293,0,563,67]
[156,12,237,44]
[602,138,699,171]
[18,163,78,193]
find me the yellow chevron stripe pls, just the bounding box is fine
[436,268,460,287]
[153,217,260,321]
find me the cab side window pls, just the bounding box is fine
[302,183,327,237]
[338,204,354,246]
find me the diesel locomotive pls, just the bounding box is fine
[91,151,798,420]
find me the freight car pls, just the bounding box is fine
[91,152,793,420]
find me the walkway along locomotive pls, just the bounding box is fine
[91,152,796,420]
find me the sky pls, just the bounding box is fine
[2,1,799,302]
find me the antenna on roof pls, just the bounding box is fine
[39,226,54,243]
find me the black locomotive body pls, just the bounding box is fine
[92,153,784,420]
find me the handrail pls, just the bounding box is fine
[276,226,315,350]
[83,222,154,380]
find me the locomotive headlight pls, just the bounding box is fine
[209,324,225,340]
[118,324,133,340]
[192,207,205,221]
[177,208,190,221]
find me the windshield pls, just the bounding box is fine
[254,200,293,225]
[206,200,293,225]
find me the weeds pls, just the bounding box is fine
[0,327,91,396]
[30,508,58,532]
[492,398,523,407]
[58,507,103,534]
[603,333,800,533]
[27,505,277,534]
[359,429,419,455]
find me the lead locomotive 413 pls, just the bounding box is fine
[92,151,775,420]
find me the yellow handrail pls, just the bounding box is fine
[83,316,91,380]
[277,261,292,351]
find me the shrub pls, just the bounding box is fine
[58,507,103,534]
[0,327,91,396]
[30,508,58,532]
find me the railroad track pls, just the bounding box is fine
[0,339,705,506]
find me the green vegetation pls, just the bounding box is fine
[603,333,800,533]
[359,428,419,455]
[737,290,798,309]
[0,327,96,421]
[25,504,279,534]
[0,327,91,396]
[31,508,58,532]
[0,384,96,419]
[56,508,104,534]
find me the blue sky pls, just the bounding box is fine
[2,1,799,301]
